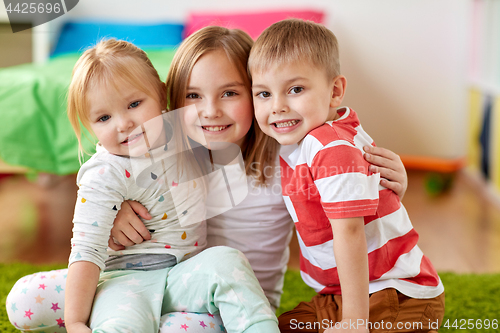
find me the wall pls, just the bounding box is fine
[328,1,470,161]
[0,23,32,67]
[466,0,500,197]
[1,0,471,160]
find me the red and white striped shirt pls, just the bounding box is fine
[280,107,443,298]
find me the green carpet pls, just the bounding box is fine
[2,263,499,332]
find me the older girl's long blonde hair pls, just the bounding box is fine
[165,26,278,185]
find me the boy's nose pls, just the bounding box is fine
[272,97,289,114]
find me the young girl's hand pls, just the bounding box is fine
[66,322,92,333]
[363,146,408,200]
[108,200,152,250]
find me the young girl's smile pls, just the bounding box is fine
[87,81,164,157]
[183,49,253,149]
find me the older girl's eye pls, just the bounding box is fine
[223,91,237,97]
[289,86,303,94]
[98,115,110,122]
[186,93,200,99]
[129,101,140,108]
[256,91,271,98]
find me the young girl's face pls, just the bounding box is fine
[87,80,164,157]
[183,49,253,149]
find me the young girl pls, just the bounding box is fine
[9,38,280,333]
[6,28,408,333]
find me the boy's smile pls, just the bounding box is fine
[271,119,301,133]
[252,62,345,145]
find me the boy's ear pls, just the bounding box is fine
[330,75,347,108]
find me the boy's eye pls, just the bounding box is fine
[129,101,141,108]
[98,115,110,122]
[186,93,200,99]
[256,91,271,98]
[289,86,303,94]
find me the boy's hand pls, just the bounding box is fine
[324,320,369,333]
[363,145,407,200]
[108,200,152,250]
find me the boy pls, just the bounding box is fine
[249,19,444,333]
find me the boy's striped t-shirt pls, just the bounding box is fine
[279,107,444,298]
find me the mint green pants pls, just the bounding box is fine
[8,246,278,333]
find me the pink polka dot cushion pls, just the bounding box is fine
[184,10,325,40]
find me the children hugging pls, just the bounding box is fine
[7,22,412,333]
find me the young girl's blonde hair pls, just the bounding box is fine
[67,39,166,161]
[165,26,278,185]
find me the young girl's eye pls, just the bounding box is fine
[186,93,200,99]
[289,86,303,94]
[129,101,141,108]
[98,115,110,122]
[256,91,271,98]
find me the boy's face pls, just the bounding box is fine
[252,62,343,145]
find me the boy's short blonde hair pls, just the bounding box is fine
[248,19,340,79]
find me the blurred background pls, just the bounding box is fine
[0,0,499,274]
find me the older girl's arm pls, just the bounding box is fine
[108,200,152,250]
[363,146,407,200]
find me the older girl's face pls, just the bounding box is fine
[182,49,253,149]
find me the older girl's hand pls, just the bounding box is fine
[108,200,152,250]
[363,146,408,200]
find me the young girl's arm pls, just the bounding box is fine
[326,217,369,333]
[68,156,129,330]
[363,146,407,200]
[65,261,100,333]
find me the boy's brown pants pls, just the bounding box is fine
[279,288,445,333]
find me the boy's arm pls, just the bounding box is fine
[328,217,369,332]
[65,261,100,333]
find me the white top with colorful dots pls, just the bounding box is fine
[69,144,207,271]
